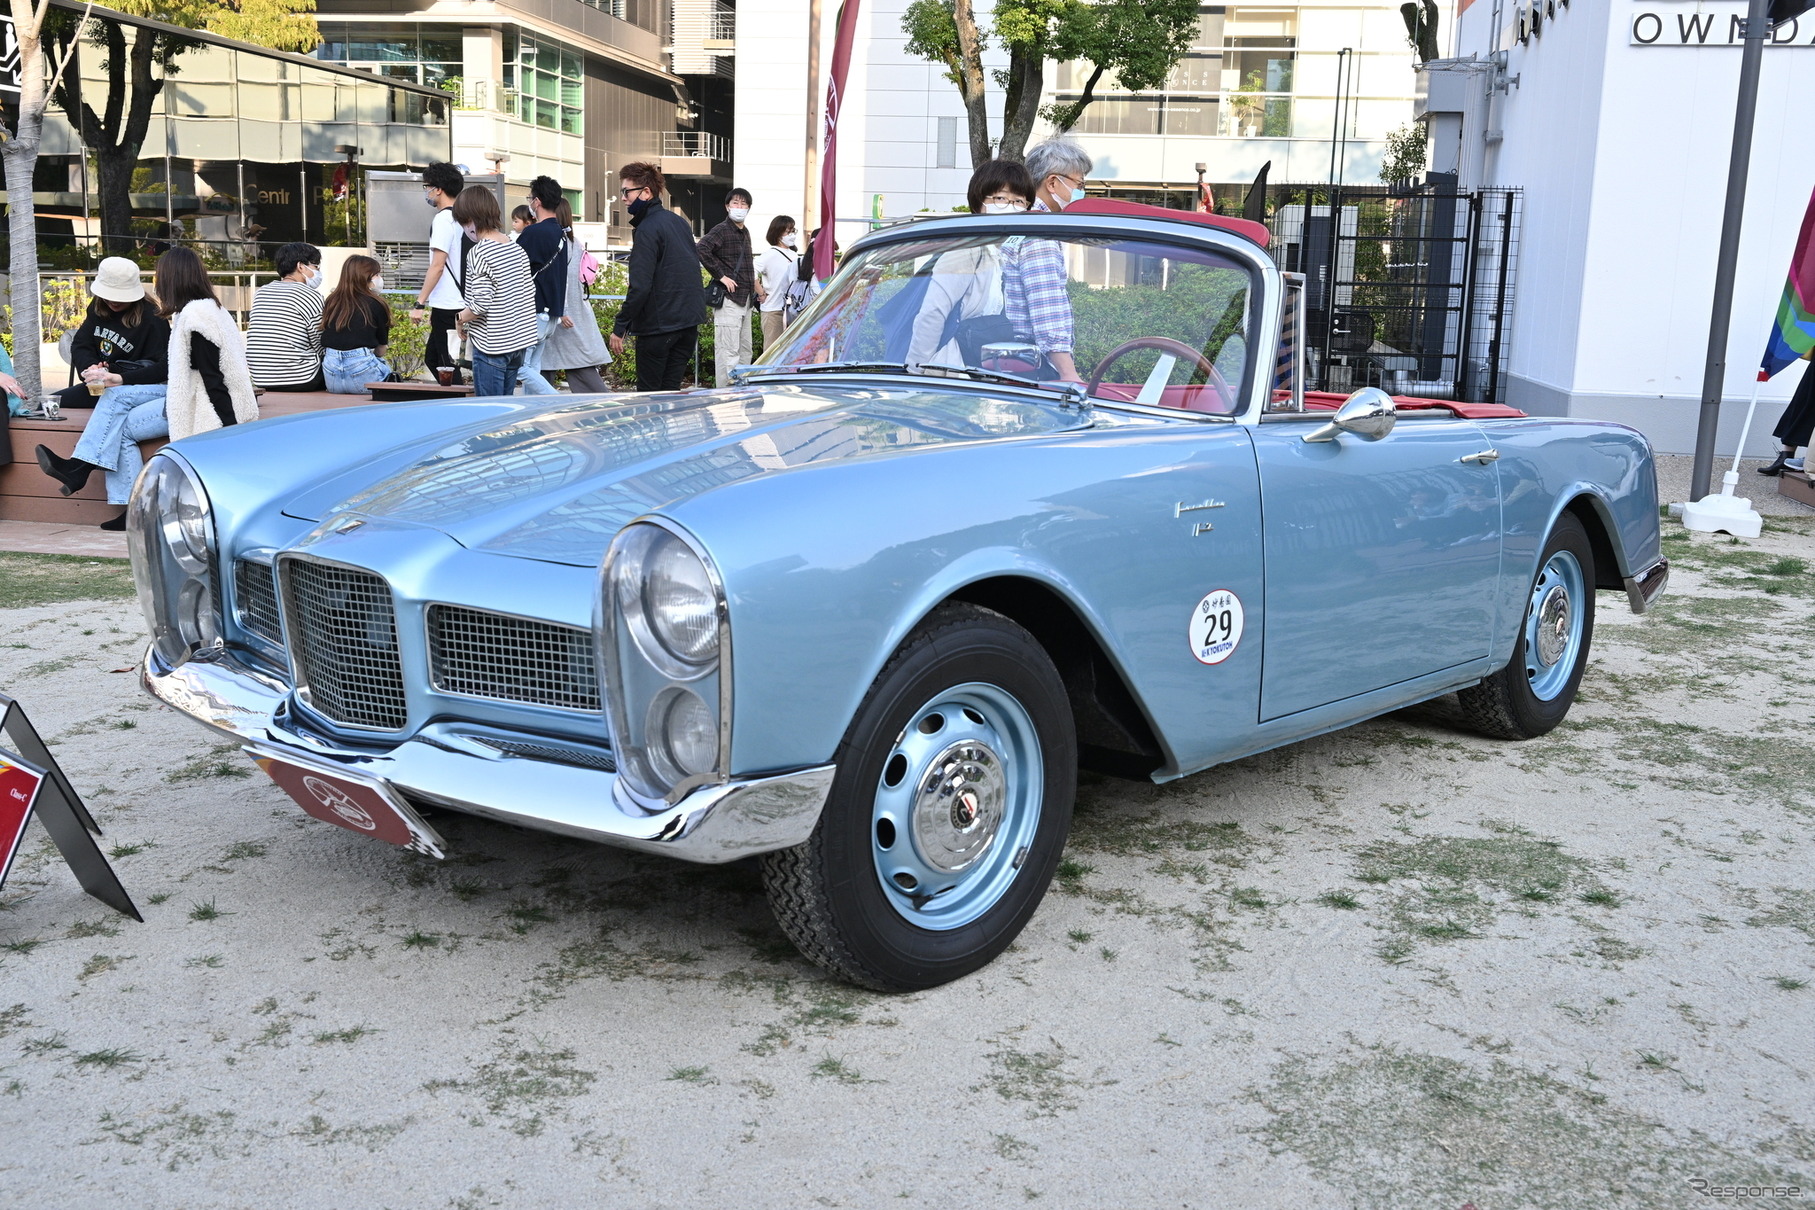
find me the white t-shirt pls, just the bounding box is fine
[426,207,464,310]
[756,245,796,313]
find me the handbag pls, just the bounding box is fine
[704,280,727,309]
[578,246,602,288]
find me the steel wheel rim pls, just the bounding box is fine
[870,681,1043,929]
[1524,550,1585,701]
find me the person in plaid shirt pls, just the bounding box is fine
[1003,139,1095,383]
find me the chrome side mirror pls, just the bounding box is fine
[1302,387,1397,444]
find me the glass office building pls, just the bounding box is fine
[28,2,452,263]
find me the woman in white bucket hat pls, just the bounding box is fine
[50,256,171,414]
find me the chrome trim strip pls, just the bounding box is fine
[1623,557,1670,615]
[140,644,832,864]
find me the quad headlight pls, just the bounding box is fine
[601,523,729,803]
[127,453,222,667]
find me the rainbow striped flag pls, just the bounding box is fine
[1762,186,1815,379]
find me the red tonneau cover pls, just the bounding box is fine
[1298,390,1525,420]
[1064,198,1271,250]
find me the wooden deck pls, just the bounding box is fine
[2,391,376,526]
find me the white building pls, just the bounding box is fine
[735,0,1442,245]
[1431,0,1815,454]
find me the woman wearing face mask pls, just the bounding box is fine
[320,255,395,393]
[905,159,1035,370]
[245,241,326,392]
[535,196,613,393]
[452,186,540,397]
[755,215,799,348]
[49,257,170,413]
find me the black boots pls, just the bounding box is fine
[99,510,128,531]
[1757,449,1796,476]
[34,444,98,496]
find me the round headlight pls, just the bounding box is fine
[175,578,223,649]
[158,467,211,575]
[645,534,718,666]
[646,687,716,784]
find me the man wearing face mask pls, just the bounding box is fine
[609,162,706,391]
[410,162,466,385]
[1001,139,1094,384]
[696,187,760,387]
[246,241,327,392]
[509,175,569,395]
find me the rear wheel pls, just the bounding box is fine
[1457,512,1596,739]
[761,603,1076,991]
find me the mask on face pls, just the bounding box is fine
[461,221,478,237]
[304,267,323,289]
[982,203,1024,215]
[1069,186,1088,203]
[782,232,798,248]
[727,206,750,223]
[627,196,652,219]
[424,191,438,208]
[372,275,385,294]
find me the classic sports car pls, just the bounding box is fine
[130,200,1668,990]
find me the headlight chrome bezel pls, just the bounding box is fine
[599,520,731,806]
[128,451,223,669]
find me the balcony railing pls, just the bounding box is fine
[661,131,730,161]
[707,5,735,41]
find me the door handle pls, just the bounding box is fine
[1458,449,1500,465]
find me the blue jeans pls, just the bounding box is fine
[72,383,169,504]
[517,313,559,394]
[323,347,391,394]
[472,347,526,398]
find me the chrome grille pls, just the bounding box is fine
[472,736,616,772]
[234,559,283,644]
[281,559,408,730]
[427,605,601,713]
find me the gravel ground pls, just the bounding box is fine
[0,518,1812,1210]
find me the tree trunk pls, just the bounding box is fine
[952,0,993,167]
[998,50,1045,162]
[1051,64,1106,136]
[3,1,50,400]
[94,144,138,255]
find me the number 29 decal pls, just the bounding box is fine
[1188,589,1245,665]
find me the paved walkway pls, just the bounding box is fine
[0,519,128,557]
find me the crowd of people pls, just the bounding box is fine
[5,139,1132,530]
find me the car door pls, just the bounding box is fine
[1249,414,1502,720]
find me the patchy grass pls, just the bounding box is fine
[188,900,228,922]
[73,1048,145,1070]
[0,553,134,608]
[425,1036,598,1137]
[1253,1047,1805,1209]
[166,745,253,784]
[975,1038,1102,1118]
[809,1055,867,1085]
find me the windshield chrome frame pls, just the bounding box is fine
[759,213,1283,426]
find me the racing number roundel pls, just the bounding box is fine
[1189,589,1244,665]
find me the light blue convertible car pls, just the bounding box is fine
[130,201,1668,990]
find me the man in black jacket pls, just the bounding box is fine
[608,162,705,391]
[513,175,568,394]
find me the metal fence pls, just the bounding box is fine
[1258,183,1522,403]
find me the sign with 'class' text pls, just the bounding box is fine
[1631,8,1815,44]
[0,749,46,890]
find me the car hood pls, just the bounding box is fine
[286,381,1093,566]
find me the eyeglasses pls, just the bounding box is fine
[618,186,646,198]
[982,194,1030,209]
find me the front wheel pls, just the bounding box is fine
[1457,512,1596,739]
[761,603,1076,991]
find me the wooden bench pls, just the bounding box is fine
[2,389,386,526]
[364,381,476,403]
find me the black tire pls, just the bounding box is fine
[761,603,1076,991]
[1457,512,1596,740]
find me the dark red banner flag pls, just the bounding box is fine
[814,0,863,282]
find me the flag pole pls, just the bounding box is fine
[1689,0,1772,500]
[804,0,823,245]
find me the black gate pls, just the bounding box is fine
[1259,182,1522,403]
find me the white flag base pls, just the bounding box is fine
[1680,471,1763,538]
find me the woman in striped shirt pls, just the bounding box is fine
[452,188,539,397]
[246,241,326,392]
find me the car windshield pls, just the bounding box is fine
[759,229,1259,416]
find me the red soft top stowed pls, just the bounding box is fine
[1296,390,1526,419]
[1063,198,1271,250]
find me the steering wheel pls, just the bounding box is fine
[1086,336,1233,412]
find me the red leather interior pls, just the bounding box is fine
[1091,382,1232,413]
[1284,390,1526,419]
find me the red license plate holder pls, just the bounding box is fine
[247,747,446,859]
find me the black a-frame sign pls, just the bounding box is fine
[0,691,140,921]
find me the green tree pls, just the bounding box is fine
[49,0,319,254]
[1378,122,1427,185]
[901,0,1199,167]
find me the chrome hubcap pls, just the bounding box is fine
[912,741,1006,873]
[1535,585,1571,667]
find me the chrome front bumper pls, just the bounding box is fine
[1623,557,1670,614]
[140,647,833,864]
